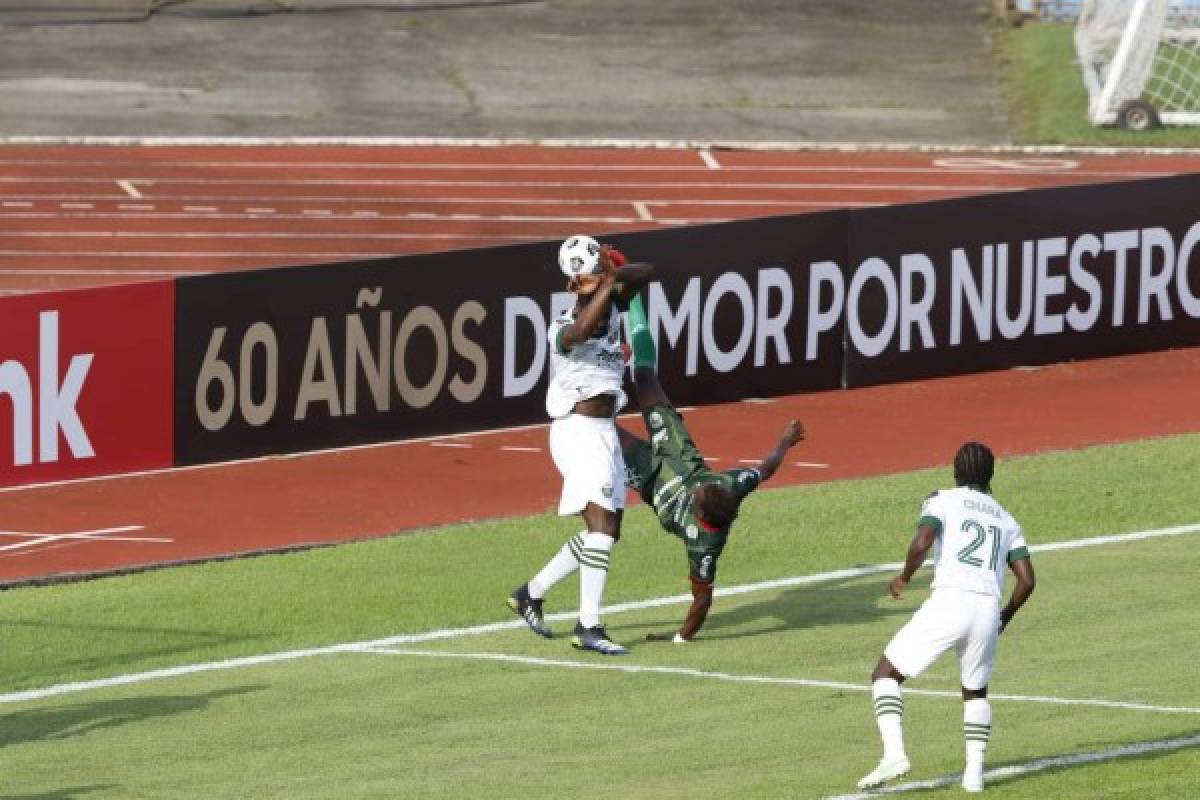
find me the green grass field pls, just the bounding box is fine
[994,21,1200,146]
[3,434,1199,798]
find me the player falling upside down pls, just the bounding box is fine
[507,235,653,656]
[509,259,804,648]
[857,442,1036,794]
[619,292,805,643]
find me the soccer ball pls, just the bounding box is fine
[558,235,601,279]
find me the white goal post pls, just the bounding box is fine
[1075,0,1200,129]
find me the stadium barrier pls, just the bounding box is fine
[0,280,174,488]
[172,210,848,464]
[841,173,1200,385]
[1,173,1198,484]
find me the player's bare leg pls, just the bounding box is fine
[632,366,670,409]
[858,656,912,789]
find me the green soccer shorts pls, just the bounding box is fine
[623,403,705,497]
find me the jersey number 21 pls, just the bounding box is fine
[957,519,1001,570]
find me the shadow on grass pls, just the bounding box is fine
[0,786,117,800]
[1,617,269,686]
[622,575,913,641]
[0,685,266,747]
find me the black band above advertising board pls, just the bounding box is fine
[841,173,1200,387]
[173,211,849,464]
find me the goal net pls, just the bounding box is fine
[1075,0,1200,128]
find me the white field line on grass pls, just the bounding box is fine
[0,521,1197,707]
[362,647,1200,716]
[823,732,1200,800]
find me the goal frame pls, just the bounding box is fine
[1078,0,1200,127]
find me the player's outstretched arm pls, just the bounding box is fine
[755,419,806,482]
[1000,557,1036,633]
[646,578,713,643]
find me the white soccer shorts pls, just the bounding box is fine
[549,413,627,516]
[884,587,1001,690]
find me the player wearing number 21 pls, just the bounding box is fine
[856,442,1036,794]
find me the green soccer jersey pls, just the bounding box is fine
[624,404,762,583]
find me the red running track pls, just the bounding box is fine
[0,143,1198,584]
[1,344,1197,586]
[3,144,1200,294]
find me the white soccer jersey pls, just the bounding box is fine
[920,486,1028,598]
[545,306,628,419]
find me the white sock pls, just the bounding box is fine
[963,698,992,770]
[872,679,907,762]
[529,531,585,599]
[577,532,615,628]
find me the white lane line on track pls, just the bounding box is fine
[0,195,883,209]
[0,250,441,259]
[0,176,1029,192]
[116,179,148,198]
[362,647,1200,717]
[0,157,1168,180]
[0,410,644,495]
[0,268,203,275]
[429,442,473,449]
[823,733,1200,799]
[0,521,1195,706]
[632,201,654,221]
[743,457,831,469]
[499,446,542,453]
[0,232,541,240]
[0,210,703,226]
[0,525,171,553]
[932,156,1080,172]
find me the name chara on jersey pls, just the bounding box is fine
[921,486,1028,599]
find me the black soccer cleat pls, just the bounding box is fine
[570,622,629,655]
[507,584,552,638]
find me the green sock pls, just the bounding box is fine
[626,293,657,368]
